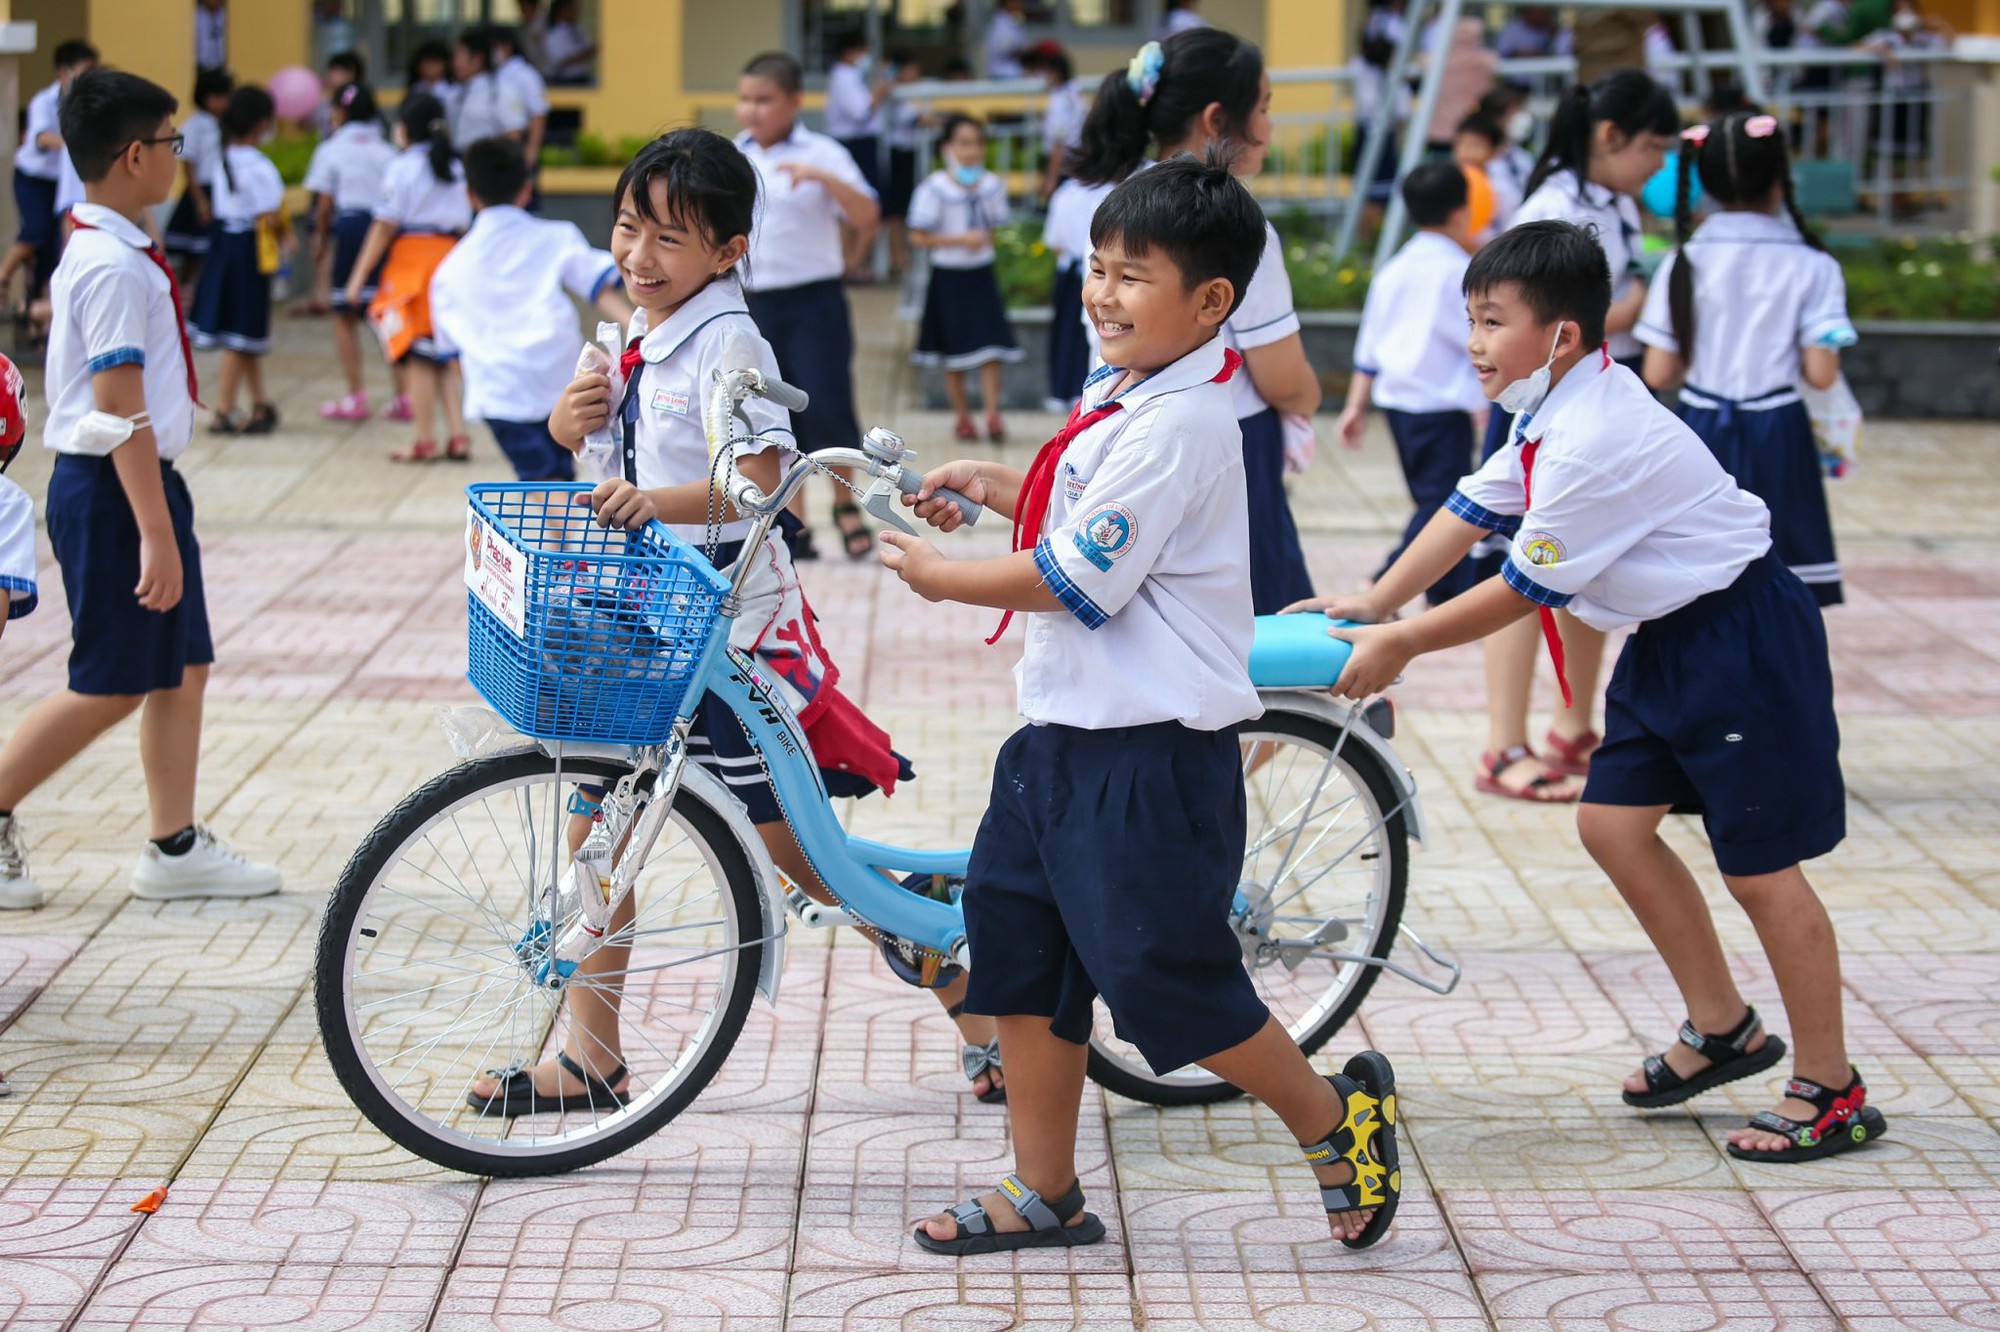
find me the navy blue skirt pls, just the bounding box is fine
[1240,407,1315,615]
[189,227,272,355]
[745,279,861,455]
[11,170,57,249]
[329,209,382,311]
[1677,388,1841,607]
[883,146,918,221]
[46,455,214,696]
[163,190,210,257]
[914,264,1022,371]
[1046,263,1090,407]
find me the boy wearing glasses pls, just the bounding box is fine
[0,70,282,912]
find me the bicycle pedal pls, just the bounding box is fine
[534,955,579,988]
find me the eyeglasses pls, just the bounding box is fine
[136,133,186,157]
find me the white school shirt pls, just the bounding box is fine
[303,122,397,214]
[1352,230,1486,415]
[373,146,473,233]
[18,82,64,180]
[735,126,875,293]
[1447,354,1771,630]
[1635,210,1856,401]
[54,152,84,218]
[1043,176,1114,271]
[1509,176,1646,360]
[196,3,228,69]
[450,71,528,150]
[1019,337,1262,731]
[430,206,618,423]
[1218,222,1304,420]
[622,280,796,546]
[1042,79,1089,154]
[906,169,1010,269]
[499,55,551,122]
[984,8,1027,78]
[43,203,197,461]
[824,61,883,139]
[207,146,285,230]
[0,477,37,621]
[181,110,225,197]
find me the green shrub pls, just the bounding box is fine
[261,131,319,187]
[993,220,1058,307]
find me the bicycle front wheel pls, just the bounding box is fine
[1086,704,1410,1105]
[314,749,765,1176]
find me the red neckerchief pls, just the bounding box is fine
[1515,343,1612,707]
[988,347,1242,644]
[70,213,201,408]
[618,337,644,380]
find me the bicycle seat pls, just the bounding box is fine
[1249,613,1359,688]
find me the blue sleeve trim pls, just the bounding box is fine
[1082,362,1121,389]
[1033,536,1109,630]
[87,347,145,373]
[1353,361,1380,377]
[1445,489,1521,535]
[1501,556,1573,608]
[0,575,36,620]
[589,265,620,300]
[1231,309,1299,336]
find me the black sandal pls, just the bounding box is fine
[1623,1005,1788,1109]
[464,1051,631,1117]
[831,500,872,560]
[240,403,280,436]
[911,1175,1105,1255]
[1725,1069,1887,1163]
[1301,1050,1402,1250]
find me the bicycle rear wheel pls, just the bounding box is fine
[1085,703,1410,1105]
[314,749,765,1176]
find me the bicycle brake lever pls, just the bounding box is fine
[859,474,920,537]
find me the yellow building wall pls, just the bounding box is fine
[14,0,86,82]
[229,0,311,83]
[88,0,191,101]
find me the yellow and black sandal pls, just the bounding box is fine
[1300,1049,1402,1250]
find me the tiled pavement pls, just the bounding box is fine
[1,288,1997,1330]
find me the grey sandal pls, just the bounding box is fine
[911,1174,1106,1255]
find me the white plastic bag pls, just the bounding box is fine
[575,321,626,482]
[1280,411,1318,476]
[435,705,532,761]
[1800,373,1861,479]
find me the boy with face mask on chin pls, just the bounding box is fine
[1297,219,1883,1168]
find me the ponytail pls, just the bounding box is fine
[1068,26,1264,187]
[218,84,276,196]
[1666,135,1701,366]
[1524,69,1679,199]
[399,92,456,183]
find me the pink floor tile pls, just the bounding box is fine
[812,947,998,1114]
[786,1269,1136,1332]
[0,1176,144,1260]
[803,1108,1114,1195]
[1810,1266,2000,1331]
[0,1257,106,1332]
[686,946,828,1115]
[1581,950,1920,1058]
[795,1183,1128,1274]
[1447,1190,1796,1274]
[1132,1270,1491,1331]
[1477,1269,1840,1330]
[1121,1186,1466,1274]
[1357,951,1636,1059]
[432,1266,787,1331]
[0,936,83,1029]
[72,1262,446,1332]
[1757,1189,2000,1273]
[118,1179,477,1268]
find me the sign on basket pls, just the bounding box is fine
[465,506,528,637]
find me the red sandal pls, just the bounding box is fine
[391,437,439,463]
[1543,728,1601,777]
[1473,744,1582,804]
[444,434,473,463]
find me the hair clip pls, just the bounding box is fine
[1681,124,1710,144]
[1126,40,1164,107]
[1744,114,1779,138]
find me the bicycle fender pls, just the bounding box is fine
[1255,689,1427,849]
[678,763,789,1007]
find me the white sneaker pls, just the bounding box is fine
[0,815,45,911]
[131,826,282,901]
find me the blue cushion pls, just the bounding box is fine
[1249,613,1358,688]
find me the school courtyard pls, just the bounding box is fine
[0,288,1995,1330]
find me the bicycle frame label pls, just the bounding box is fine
[726,654,807,762]
[464,507,528,637]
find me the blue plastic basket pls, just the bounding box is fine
[464,484,730,746]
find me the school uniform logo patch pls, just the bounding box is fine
[1062,465,1087,501]
[1522,531,1567,567]
[1074,502,1137,572]
[652,388,691,416]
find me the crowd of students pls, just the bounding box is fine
[0,15,1882,1246]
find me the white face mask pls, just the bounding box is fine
[1496,322,1567,417]
[1506,109,1535,144]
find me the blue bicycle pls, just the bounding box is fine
[315,366,1457,1177]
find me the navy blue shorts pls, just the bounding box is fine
[1046,263,1090,406]
[46,455,215,696]
[1240,407,1314,615]
[189,227,272,355]
[1678,389,1841,607]
[836,135,884,197]
[486,418,574,483]
[1584,550,1845,877]
[328,209,384,312]
[961,721,1270,1073]
[745,280,861,455]
[12,170,59,291]
[1383,407,1482,604]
